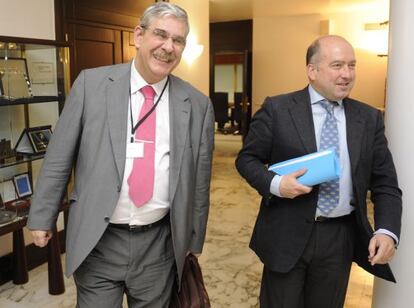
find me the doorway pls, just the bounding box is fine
[212,51,251,137]
[209,20,252,139]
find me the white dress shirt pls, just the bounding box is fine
[111,61,170,225]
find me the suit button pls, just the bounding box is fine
[117,185,121,192]
[104,216,110,222]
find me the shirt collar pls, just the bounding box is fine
[130,60,168,96]
[308,84,343,107]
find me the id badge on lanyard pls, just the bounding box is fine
[126,142,144,158]
[128,77,169,159]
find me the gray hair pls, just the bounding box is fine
[140,2,189,34]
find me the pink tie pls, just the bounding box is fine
[128,85,156,207]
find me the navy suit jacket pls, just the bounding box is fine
[236,87,402,282]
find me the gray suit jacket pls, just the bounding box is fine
[27,62,215,281]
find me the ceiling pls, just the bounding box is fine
[74,0,153,18]
[75,0,387,24]
[209,0,387,22]
[209,0,252,22]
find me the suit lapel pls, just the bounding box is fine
[343,98,365,174]
[288,88,317,153]
[106,64,131,183]
[168,76,191,201]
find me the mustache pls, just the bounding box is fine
[153,51,176,62]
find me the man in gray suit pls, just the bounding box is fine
[28,3,214,307]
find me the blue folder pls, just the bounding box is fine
[268,148,340,186]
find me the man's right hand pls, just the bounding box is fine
[31,230,53,247]
[279,169,312,199]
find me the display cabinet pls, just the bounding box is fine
[0,36,70,294]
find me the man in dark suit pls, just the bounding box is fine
[28,3,214,307]
[236,35,402,308]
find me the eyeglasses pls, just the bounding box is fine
[141,26,186,48]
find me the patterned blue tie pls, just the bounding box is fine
[317,100,340,215]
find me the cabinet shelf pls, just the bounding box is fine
[0,153,45,169]
[0,95,65,106]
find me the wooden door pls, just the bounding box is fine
[67,23,122,83]
[122,30,136,63]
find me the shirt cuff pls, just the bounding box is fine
[270,174,283,197]
[374,229,399,247]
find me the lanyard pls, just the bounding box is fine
[129,76,169,142]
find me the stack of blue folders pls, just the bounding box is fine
[268,148,340,186]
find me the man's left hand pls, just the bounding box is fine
[368,234,396,266]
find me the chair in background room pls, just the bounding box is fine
[212,92,229,132]
[232,92,243,134]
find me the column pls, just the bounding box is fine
[372,1,414,307]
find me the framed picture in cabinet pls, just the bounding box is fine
[28,127,52,153]
[13,173,32,198]
[15,125,52,155]
[0,58,33,99]
[0,179,17,203]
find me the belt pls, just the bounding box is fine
[315,212,354,223]
[108,214,170,232]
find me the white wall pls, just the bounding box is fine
[253,14,318,112]
[214,64,243,102]
[372,0,414,306]
[171,0,210,96]
[252,2,389,113]
[0,0,55,39]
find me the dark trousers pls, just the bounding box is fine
[260,216,356,308]
[73,221,176,308]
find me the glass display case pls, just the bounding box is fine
[0,35,70,225]
[0,36,70,293]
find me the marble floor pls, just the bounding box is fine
[0,133,373,307]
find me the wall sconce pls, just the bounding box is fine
[364,21,389,57]
[182,32,204,65]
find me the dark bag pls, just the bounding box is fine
[169,253,211,308]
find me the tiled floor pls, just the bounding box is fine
[0,133,373,307]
